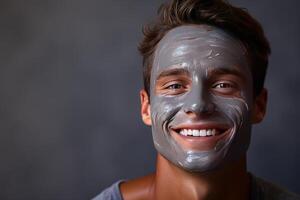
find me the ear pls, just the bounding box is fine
[251,88,268,124]
[140,89,152,126]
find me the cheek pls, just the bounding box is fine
[150,96,183,128]
[215,96,251,127]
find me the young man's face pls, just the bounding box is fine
[141,25,267,172]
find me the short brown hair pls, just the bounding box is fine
[138,0,271,96]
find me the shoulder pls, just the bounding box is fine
[92,174,155,200]
[92,180,124,200]
[251,175,300,200]
[120,174,155,200]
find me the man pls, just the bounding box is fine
[94,0,300,199]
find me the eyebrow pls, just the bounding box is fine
[208,67,246,79]
[156,66,246,81]
[156,68,190,80]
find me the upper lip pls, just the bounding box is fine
[170,122,230,132]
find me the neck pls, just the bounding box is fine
[151,154,250,200]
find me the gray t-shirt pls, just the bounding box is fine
[92,175,300,200]
[92,180,124,200]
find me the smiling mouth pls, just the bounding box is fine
[172,127,230,138]
[170,125,231,151]
[179,129,219,137]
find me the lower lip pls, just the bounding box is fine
[170,129,231,151]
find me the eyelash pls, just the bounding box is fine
[159,81,238,96]
[213,82,235,89]
[166,83,183,90]
[165,82,234,89]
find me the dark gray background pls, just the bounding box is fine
[0,0,299,199]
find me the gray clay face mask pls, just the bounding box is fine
[150,25,254,172]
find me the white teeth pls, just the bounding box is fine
[180,129,187,136]
[207,129,212,136]
[183,129,188,136]
[179,129,218,137]
[200,130,206,136]
[212,129,216,136]
[192,130,200,136]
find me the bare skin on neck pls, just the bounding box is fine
[120,154,250,200]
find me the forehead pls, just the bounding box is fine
[152,25,249,76]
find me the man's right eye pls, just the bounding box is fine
[155,76,191,95]
[165,83,183,90]
[159,82,189,95]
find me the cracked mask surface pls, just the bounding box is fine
[150,25,254,172]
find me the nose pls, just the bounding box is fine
[182,85,215,116]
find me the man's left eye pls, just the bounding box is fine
[212,81,238,95]
[213,82,234,88]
